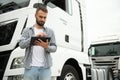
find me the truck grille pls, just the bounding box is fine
[91,56,119,77]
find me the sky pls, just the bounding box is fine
[86,0,120,42]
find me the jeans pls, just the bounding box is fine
[23,66,51,80]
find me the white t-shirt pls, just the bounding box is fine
[31,27,45,67]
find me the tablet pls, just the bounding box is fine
[30,37,51,45]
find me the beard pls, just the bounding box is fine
[36,20,45,27]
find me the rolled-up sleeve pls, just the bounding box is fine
[45,29,57,53]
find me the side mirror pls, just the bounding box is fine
[43,0,55,5]
[33,3,43,8]
[43,0,50,5]
[33,0,55,8]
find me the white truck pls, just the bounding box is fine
[89,35,120,80]
[0,0,112,80]
[87,0,120,80]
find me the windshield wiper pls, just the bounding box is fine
[0,2,20,14]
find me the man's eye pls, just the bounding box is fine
[39,16,43,18]
[39,16,46,19]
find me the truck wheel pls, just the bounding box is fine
[58,65,79,80]
[107,68,113,80]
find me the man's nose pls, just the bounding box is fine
[41,18,46,21]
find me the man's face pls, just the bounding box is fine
[35,10,47,27]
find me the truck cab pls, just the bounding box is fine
[89,35,120,80]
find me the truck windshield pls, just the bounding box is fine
[0,20,17,46]
[0,0,30,14]
[90,43,120,57]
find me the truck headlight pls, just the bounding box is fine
[11,57,24,69]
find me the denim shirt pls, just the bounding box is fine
[19,26,57,69]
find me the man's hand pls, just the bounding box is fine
[34,39,48,48]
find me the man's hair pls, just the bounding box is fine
[36,4,48,13]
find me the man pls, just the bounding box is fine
[19,4,57,80]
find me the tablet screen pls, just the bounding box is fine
[30,37,51,45]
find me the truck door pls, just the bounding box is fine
[46,0,72,48]
[46,0,84,51]
[0,13,28,52]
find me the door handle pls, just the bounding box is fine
[65,35,69,43]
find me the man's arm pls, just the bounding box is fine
[19,28,31,49]
[45,29,57,53]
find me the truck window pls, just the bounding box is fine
[0,0,30,14]
[50,0,72,14]
[0,20,17,46]
[90,43,120,57]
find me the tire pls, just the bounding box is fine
[57,65,79,80]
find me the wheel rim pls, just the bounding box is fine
[64,72,76,80]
